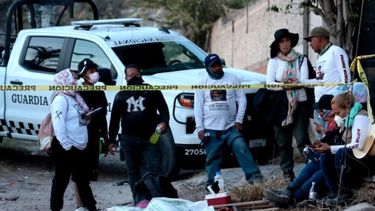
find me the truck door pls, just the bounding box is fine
[0,66,6,138]
[4,36,66,141]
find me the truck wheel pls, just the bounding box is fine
[159,130,179,178]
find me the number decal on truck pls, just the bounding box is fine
[184,148,206,156]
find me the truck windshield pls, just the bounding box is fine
[112,41,206,75]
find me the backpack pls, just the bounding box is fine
[38,94,67,152]
[299,55,316,118]
[38,112,54,152]
[133,172,178,204]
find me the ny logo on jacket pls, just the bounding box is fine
[127,96,145,112]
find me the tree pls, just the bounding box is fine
[269,0,364,57]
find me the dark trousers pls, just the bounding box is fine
[321,148,375,194]
[50,139,97,211]
[274,101,311,175]
[121,133,162,201]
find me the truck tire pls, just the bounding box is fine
[159,130,179,178]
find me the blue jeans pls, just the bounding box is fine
[204,127,261,186]
[121,133,162,200]
[287,159,326,202]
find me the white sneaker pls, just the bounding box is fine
[75,207,89,211]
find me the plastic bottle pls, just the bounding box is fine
[309,182,317,200]
[214,171,225,193]
[149,125,161,144]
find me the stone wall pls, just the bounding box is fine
[210,0,321,74]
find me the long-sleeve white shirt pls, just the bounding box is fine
[51,95,88,150]
[330,114,370,154]
[266,56,308,102]
[306,45,351,102]
[194,72,246,132]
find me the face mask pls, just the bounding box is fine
[334,115,348,127]
[334,115,344,127]
[206,67,224,80]
[127,76,144,85]
[87,72,100,84]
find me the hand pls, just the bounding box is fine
[108,143,116,155]
[235,122,242,131]
[312,142,330,153]
[198,130,205,141]
[158,122,167,134]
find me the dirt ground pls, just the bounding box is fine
[0,139,213,210]
[0,139,374,211]
[0,138,286,211]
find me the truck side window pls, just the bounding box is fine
[22,37,63,73]
[70,39,117,83]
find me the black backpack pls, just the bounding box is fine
[133,172,178,204]
[299,55,316,118]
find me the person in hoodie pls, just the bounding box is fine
[108,64,169,201]
[49,69,97,211]
[194,53,262,188]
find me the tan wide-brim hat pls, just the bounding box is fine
[353,124,375,159]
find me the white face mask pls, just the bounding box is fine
[334,115,343,127]
[88,72,100,84]
[334,115,348,127]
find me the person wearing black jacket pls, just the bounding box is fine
[74,58,109,210]
[108,64,169,201]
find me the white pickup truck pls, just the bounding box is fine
[0,0,272,177]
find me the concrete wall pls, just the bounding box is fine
[210,0,321,74]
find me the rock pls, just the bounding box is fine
[5,195,19,201]
[344,203,375,211]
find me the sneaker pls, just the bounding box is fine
[283,172,295,183]
[75,207,89,211]
[324,195,347,207]
[263,188,292,205]
[322,192,337,201]
[248,175,263,185]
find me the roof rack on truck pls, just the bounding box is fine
[3,0,99,66]
[72,18,143,30]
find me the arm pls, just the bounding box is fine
[266,59,283,91]
[330,115,369,154]
[108,93,122,145]
[51,95,69,147]
[299,56,308,82]
[334,47,351,83]
[155,90,170,133]
[194,88,205,138]
[235,76,246,124]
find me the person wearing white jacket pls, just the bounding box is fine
[304,26,351,141]
[49,69,97,211]
[266,28,312,182]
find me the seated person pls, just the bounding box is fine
[264,95,336,205]
[314,89,375,207]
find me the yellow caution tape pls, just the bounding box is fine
[0,83,353,91]
[350,54,375,123]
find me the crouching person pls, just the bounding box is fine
[194,54,263,188]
